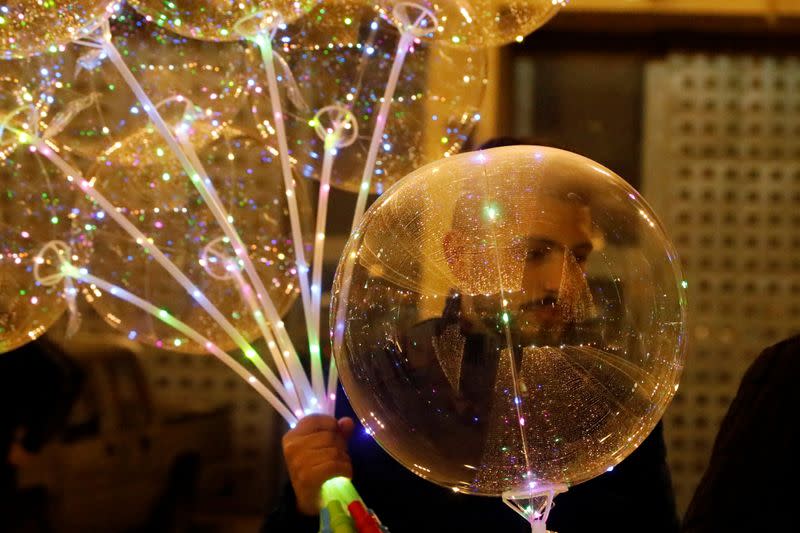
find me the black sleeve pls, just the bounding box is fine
[548,420,679,533]
[682,335,800,532]
[261,481,319,533]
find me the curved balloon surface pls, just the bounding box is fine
[0,63,86,353]
[0,0,115,59]
[128,0,316,42]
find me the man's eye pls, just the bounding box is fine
[526,247,550,261]
[574,254,589,264]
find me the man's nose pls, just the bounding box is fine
[541,250,566,293]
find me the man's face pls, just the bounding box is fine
[446,195,594,344]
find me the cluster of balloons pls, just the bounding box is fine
[1,1,688,529]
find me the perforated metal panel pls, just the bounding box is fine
[643,54,800,513]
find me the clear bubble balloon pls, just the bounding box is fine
[0,64,85,353]
[332,146,686,496]
[275,1,486,194]
[377,0,563,48]
[128,0,315,43]
[78,112,310,354]
[0,0,115,59]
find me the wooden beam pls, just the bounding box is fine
[565,0,800,18]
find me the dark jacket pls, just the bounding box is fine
[683,334,800,532]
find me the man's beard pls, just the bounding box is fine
[468,294,572,347]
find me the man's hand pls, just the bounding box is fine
[282,415,355,516]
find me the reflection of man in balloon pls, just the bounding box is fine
[264,140,679,533]
[442,183,595,350]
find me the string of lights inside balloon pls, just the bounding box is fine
[1,2,571,533]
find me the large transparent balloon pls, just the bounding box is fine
[276,1,485,194]
[0,65,85,353]
[128,0,315,42]
[0,0,115,59]
[332,146,686,500]
[378,0,564,48]
[79,112,310,354]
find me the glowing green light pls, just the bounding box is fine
[48,45,58,53]
[451,36,461,44]
[166,1,176,7]
[158,309,169,319]
[440,136,448,144]
[174,338,182,347]
[174,18,182,27]
[19,290,26,296]
[308,119,318,127]
[485,205,499,221]
[344,17,352,25]
[0,17,6,25]
[18,132,30,144]
[245,349,257,359]
[309,344,320,356]
[681,280,688,289]
[156,147,165,157]
[220,29,229,37]
[162,172,171,181]
[502,312,510,324]
[50,216,59,224]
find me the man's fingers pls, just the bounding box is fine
[338,417,355,441]
[286,414,339,438]
[284,430,348,457]
[305,459,353,486]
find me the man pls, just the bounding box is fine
[0,337,83,532]
[683,334,800,532]
[264,140,679,532]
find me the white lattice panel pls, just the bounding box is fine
[643,54,800,513]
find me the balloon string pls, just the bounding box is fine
[60,263,299,427]
[311,134,337,411]
[325,31,415,408]
[177,135,312,413]
[255,34,323,408]
[349,30,414,232]
[30,138,296,411]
